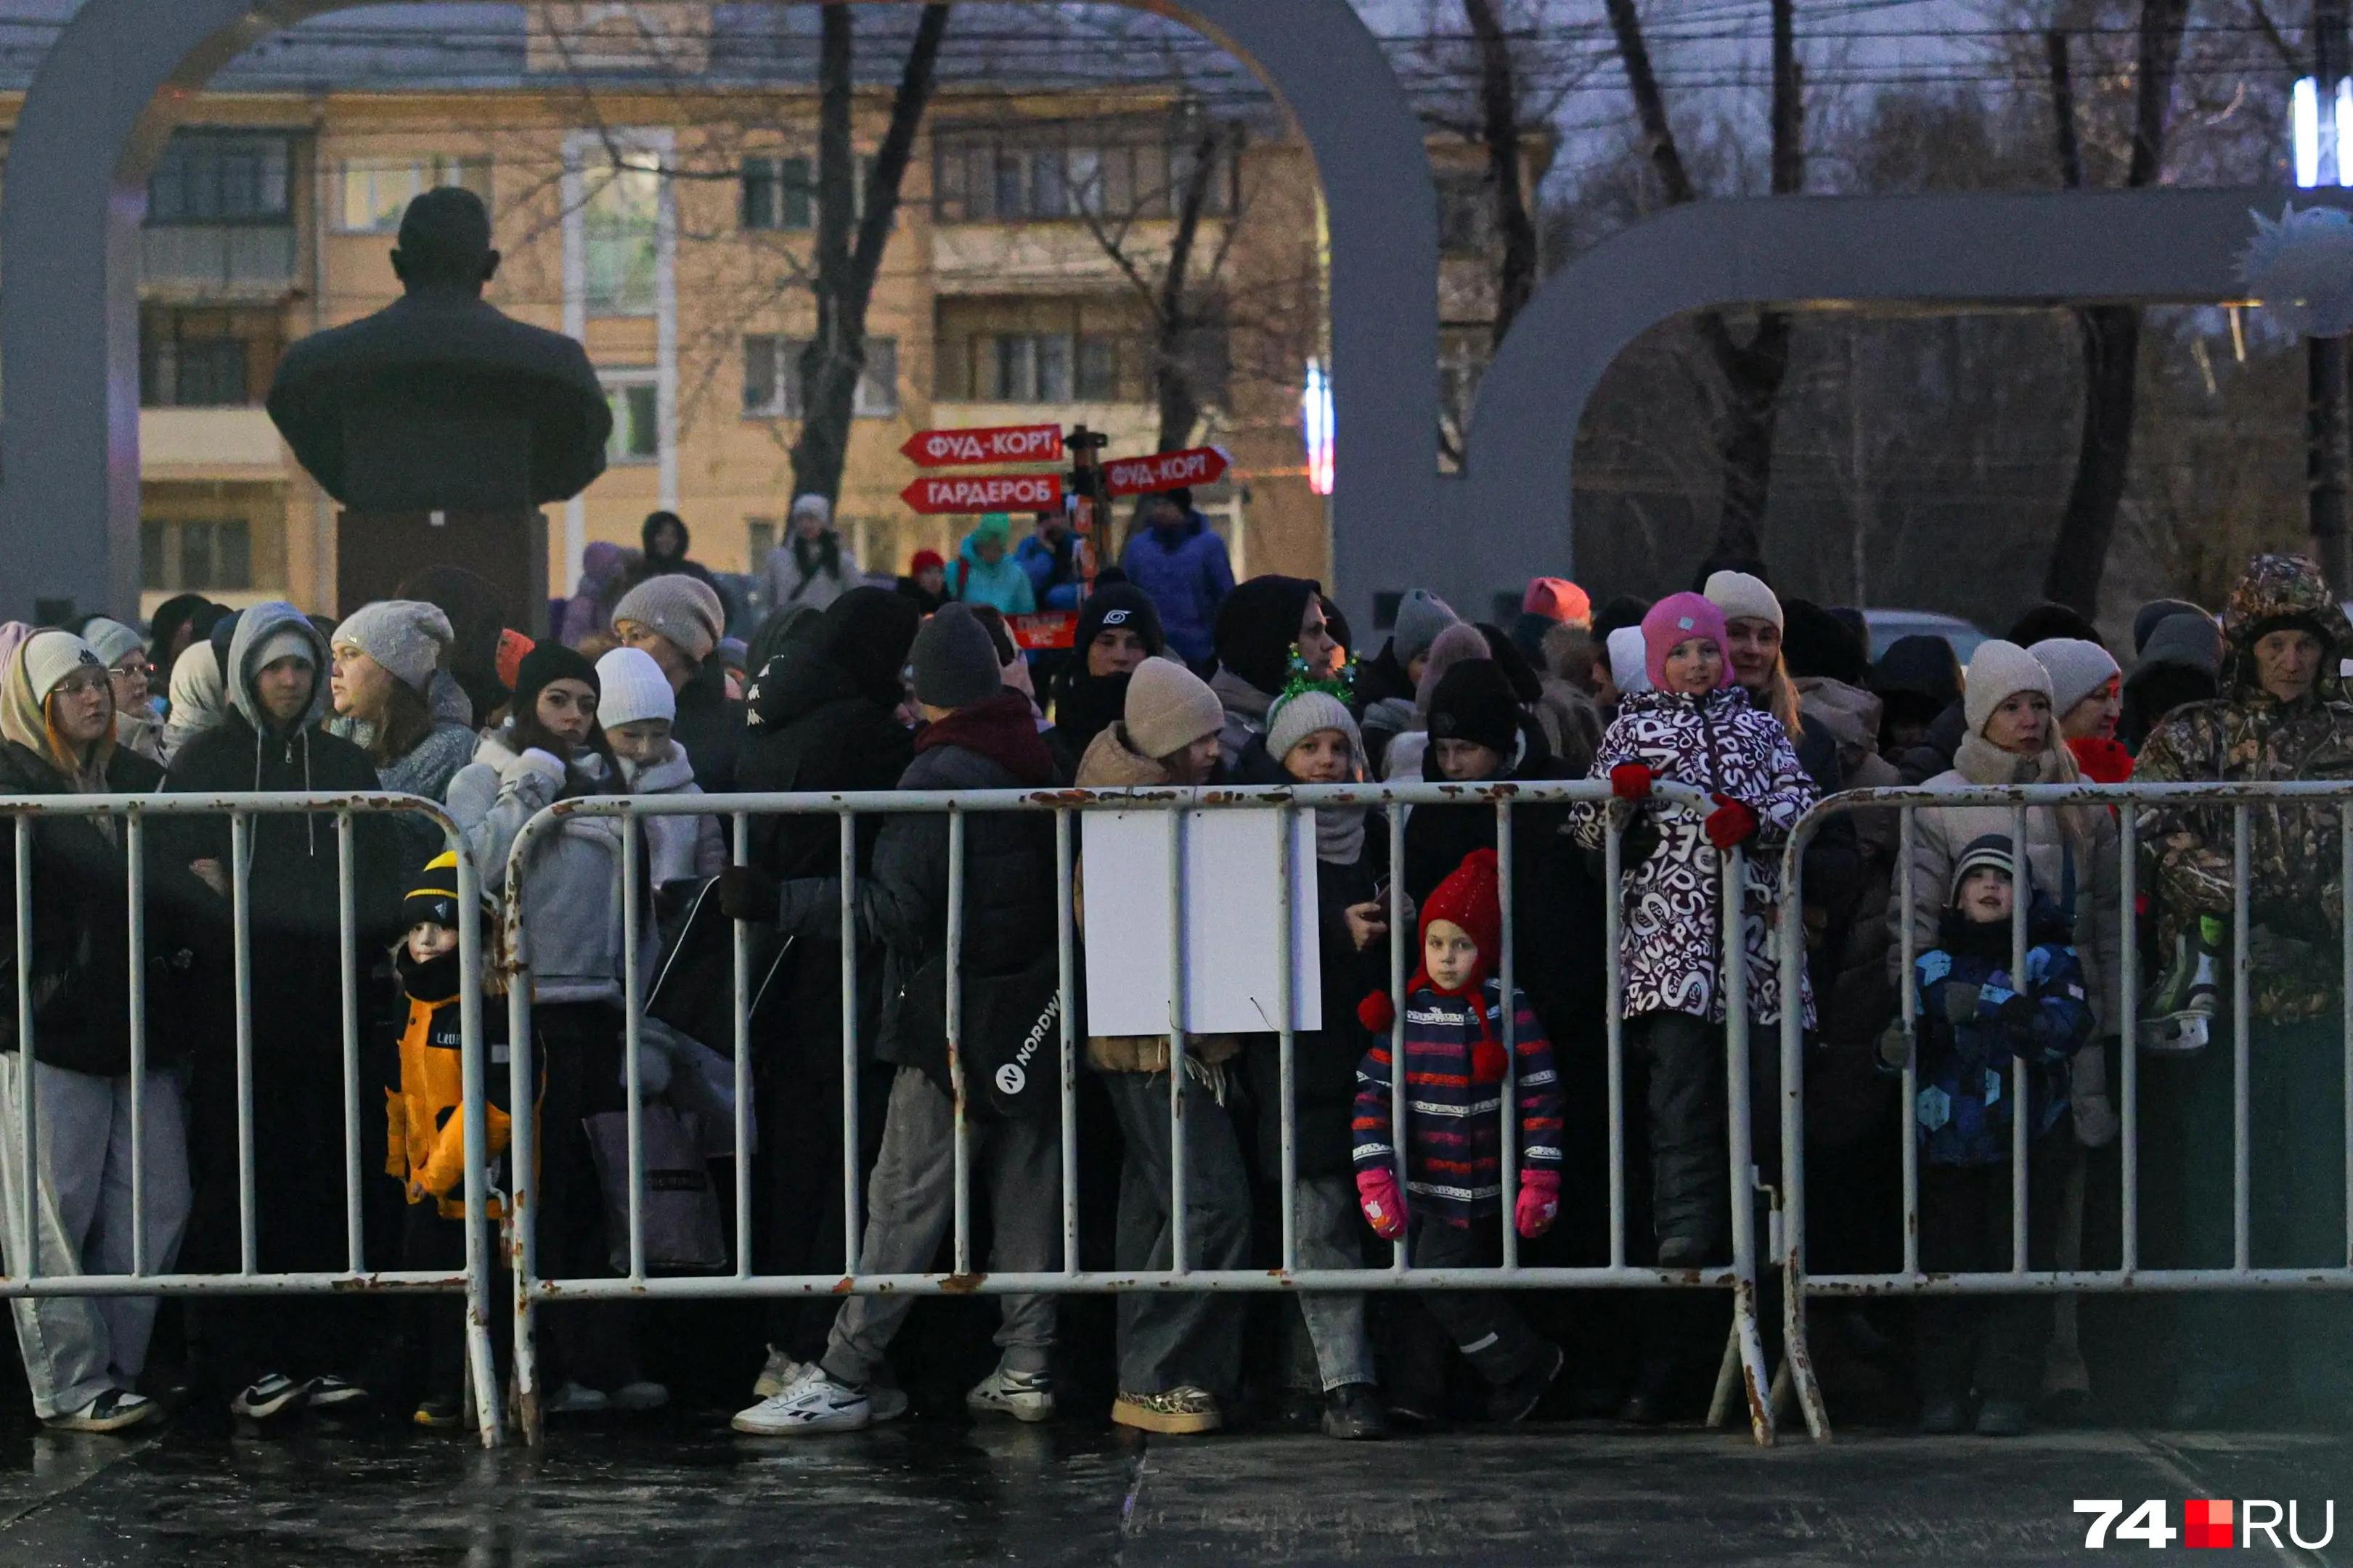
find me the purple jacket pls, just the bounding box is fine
[1118,513,1233,665]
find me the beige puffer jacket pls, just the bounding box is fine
[1073,722,1243,1074]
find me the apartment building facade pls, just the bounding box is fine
[11,5,1525,621]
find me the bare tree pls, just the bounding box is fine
[1603,0,1805,562]
[2039,0,2191,614]
[789,4,951,505]
[1460,0,1541,343]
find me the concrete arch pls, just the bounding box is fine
[1435,184,2349,611]
[0,0,1440,621]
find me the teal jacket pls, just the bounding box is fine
[952,535,1037,616]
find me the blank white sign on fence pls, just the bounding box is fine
[1082,807,1323,1036]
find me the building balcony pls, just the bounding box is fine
[930,219,1222,296]
[139,224,299,301]
[139,406,290,481]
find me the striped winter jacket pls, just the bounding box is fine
[1350,980,1563,1227]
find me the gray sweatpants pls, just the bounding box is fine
[1101,1070,1252,1397]
[1284,1173,1376,1392]
[820,1066,1060,1385]
[0,1056,191,1418]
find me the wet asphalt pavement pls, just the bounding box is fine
[0,1414,2346,1565]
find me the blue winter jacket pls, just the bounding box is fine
[951,534,1037,616]
[1118,513,1233,665]
[1014,531,1081,611]
[1901,905,2095,1167]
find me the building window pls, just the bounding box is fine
[584,152,661,316]
[746,518,779,569]
[933,118,1236,224]
[604,372,660,464]
[140,518,252,593]
[1435,171,1495,256]
[743,335,899,419]
[147,133,293,226]
[335,156,492,234]
[741,154,879,232]
[139,307,282,408]
[971,332,1121,404]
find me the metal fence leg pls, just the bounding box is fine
[1721,844,1773,1446]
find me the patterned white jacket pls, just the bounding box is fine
[1573,686,1818,1026]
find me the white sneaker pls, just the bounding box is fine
[545,1381,611,1416]
[730,1368,870,1435]
[46,1388,158,1434]
[966,1366,1055,1424]
[612,1380,669,1413]
[753,1348,805,1400]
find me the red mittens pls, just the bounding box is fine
[1703,793,1758,850]
[1356,1169,1407,1239]
[1515,1171,1561,1239]
[1610,763,1655,801]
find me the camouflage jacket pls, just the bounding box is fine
[2133,690,2353,1021]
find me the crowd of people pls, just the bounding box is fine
[0,506,2346,1451]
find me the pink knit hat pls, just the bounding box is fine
[1641,592,1732,693]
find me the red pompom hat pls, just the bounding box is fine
[1356,848,1508,1082]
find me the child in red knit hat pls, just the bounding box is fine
[1351,848,1567,1421]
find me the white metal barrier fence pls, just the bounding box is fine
[502,780,1785,1444]
[0,793,500,1446]
[1776,782,2353,1443]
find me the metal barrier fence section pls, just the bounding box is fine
[0,792,499,1446]
[502,780,1784,1445]
[1776,782,2353,1443]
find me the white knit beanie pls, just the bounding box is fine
[1704,570,1783,631]
[333,599,453,693]
[1962,639,2055,735]
[21,632,102,706]
[613,575,725,662]
[2028,637,2121,717]
[1265,688,1361,771]
[1607,626,1652,695]
[79,617,144,671]
[594,645,677,728]
[790,493,831,526]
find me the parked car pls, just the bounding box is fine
[1863,609,1988,665]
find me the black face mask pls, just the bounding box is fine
[397,945,464,1004]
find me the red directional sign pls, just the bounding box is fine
[1103,446,1229,498]
[900,473,1065,515]
[900,423,1066,468]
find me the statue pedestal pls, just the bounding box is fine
[336,510,549,637]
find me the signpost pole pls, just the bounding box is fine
[1068,423,1110,605]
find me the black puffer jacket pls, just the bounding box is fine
[1403,724,1606,1045]
[738,633,915,881]
[772,692,1058,1072]
[673,657,746,794]
[0,743,205,1075]
[1241,831,1387,1180]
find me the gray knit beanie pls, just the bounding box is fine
[613,575,725,662]
[2028,637,2121,716]
[1265,687,1361,771]
[1389,589,1459,668]
[2135,611,2223,679]
[910,603,1002,710]
[333,599,454,693]
[79,617,144,671]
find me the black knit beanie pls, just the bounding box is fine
[1782,597,1869,685]
[1074,584,1164,661]
[514,642,598,716]
[1213,575,1320,695]
[1427,659,1522,754]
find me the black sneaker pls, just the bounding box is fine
[45,1388,160,1434]
[413,1392,465,1431]
[1917,1395,1965,1435]
[1276,1389,1322,1433]
[303,1375,370,1410]
[1489,1342,1566,1424]
[1973,1398,2031,1438]
[231,1373,309,1423]
[1320,1383,1388,1441]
